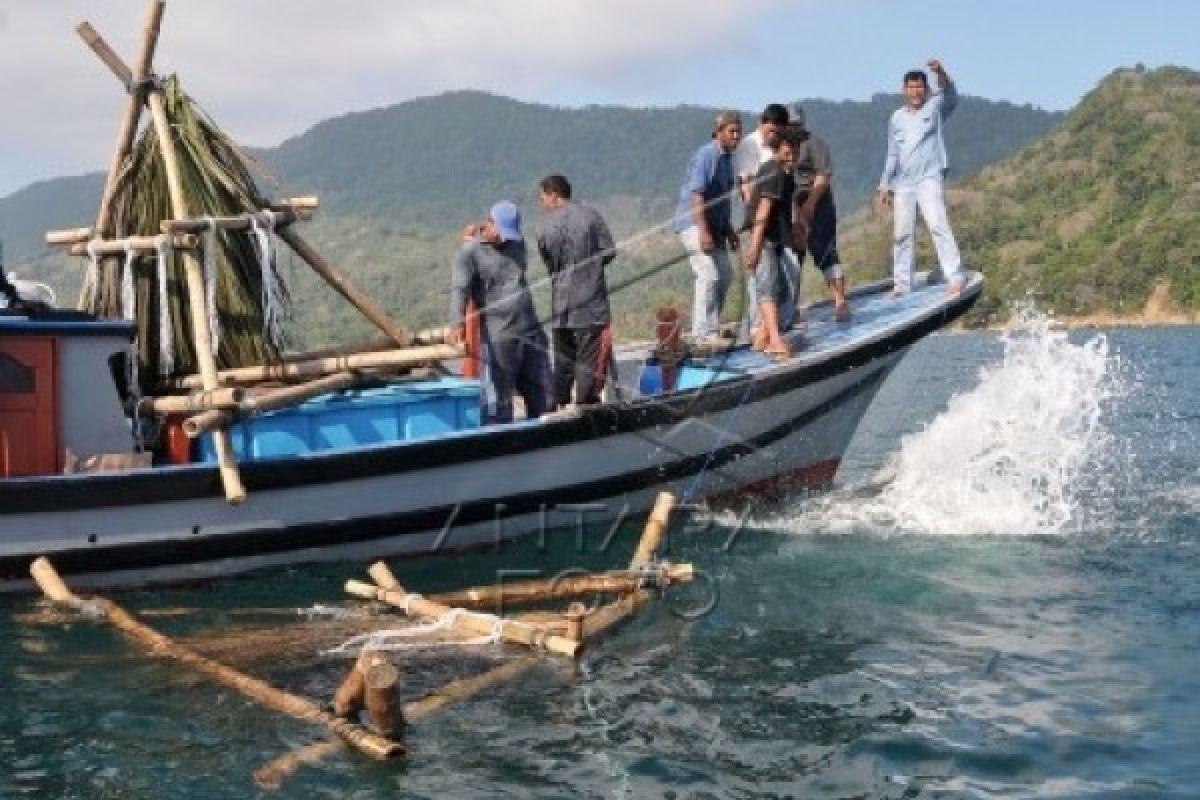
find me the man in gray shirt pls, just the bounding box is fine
[449,201,552,424]
[536,174,616,408]
[789,104,850,320]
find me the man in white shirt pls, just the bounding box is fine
[734,103,799,335]
[877,58,965,297]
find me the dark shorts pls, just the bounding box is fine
[793,191,841,276]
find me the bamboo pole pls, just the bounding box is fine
[136,387,244,416]
[73,3,163,309]
[81,2,164,239]
[426,564,695,611]
[363,653,402,737]
[278,227,412,347]
[345,579,581,659]
[630,492,676,567]
[281,328,454,364]
[331,653,367,718]
[30,557,403,760]
[45,227,95,246]
[183,371,361,438]
[274,196,319,211]
[255,655,540,790]
[161,209,305,235]
[64,234,199,257]
[169,344,461,391]
[583,492,678,642]
[137,47,244,504]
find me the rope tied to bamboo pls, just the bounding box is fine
[120,242,137,322]
[125,73,163,96]
[154,235,175,376]
[201,215,220,357]
[81,239,101,309]
[248,209,286,352]
[321,607,507,657]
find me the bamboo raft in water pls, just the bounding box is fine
[29,491,687,790]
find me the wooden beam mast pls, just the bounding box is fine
[76,5,246,503]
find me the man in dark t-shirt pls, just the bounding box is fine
[742,135,798,358]
[788,105,850,320]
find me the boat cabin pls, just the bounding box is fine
[0,310,135,477]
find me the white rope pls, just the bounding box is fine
[120,244,137,322]
[249,209,286,350]
[155,237,175,376]
[120,243,142,426]
[202,216,221,357]
[321,596,508,657]
[81,240,101,309]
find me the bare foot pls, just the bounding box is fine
[766,344,791,361]
[834,301,851,321]
[751,328,768,351]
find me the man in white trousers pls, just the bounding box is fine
[877,58,965,297]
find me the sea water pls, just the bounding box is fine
[2,320,1198,798]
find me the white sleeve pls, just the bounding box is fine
[734,136,760,180]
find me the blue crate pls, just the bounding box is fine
[197,378,481,463]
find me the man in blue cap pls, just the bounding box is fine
[449,201,552,424]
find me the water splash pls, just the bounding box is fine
[781,307,1124,536]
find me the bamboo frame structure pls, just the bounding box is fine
[182,370,363,438]
[30,557,403,760]
[73,3,246,503]
[136,387,244,416]
[161,209,306,235]
[59,234,198,257]
[168,344,462,390]
[258,494,682,788]
[345,577,582,659]
[426,564,694,612]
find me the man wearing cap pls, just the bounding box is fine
[674,110,742,342]
[449,201,552,424]
[735,103,799,336]
[877,58,965,297]
[536,174,616,408]
[789,104,850,320]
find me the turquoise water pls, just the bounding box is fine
[3,324,1198,798]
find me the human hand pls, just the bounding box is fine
[927,58,945,75]
[876,188,893,208]
[446,325,466,346]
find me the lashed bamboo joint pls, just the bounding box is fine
[161,209,308,234]
[345,579,582,659]
[50,233,199,257]
[170,345,463,391]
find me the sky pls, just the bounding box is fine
[0,0,1196,197]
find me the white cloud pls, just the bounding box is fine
[0,0,792,195]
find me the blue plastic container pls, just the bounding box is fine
[197,378,481,463]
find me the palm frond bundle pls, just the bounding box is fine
[84,76,288,384]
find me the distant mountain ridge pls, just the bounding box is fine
[1,89,1062,342]
[1,89,1059,261]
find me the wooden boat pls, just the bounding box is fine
[0,272,981,591]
